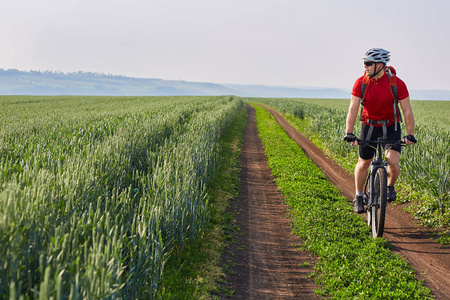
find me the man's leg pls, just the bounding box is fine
[385,150,400,186]
[353,158,371,213]
[385,150,401,201]
[355,157,371,193]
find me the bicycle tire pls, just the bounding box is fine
[370,168,387,237]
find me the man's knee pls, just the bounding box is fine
[357,158,371,168]
[386,150,400,166]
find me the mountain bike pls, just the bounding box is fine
[358,137,405,238]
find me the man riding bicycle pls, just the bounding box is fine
[344,48,416,214]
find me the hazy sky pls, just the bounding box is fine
[2,0,449,91]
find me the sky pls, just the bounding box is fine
[1,0,450,91]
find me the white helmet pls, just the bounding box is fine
[362,48,390,64]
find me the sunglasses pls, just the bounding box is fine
[364,61,375,66]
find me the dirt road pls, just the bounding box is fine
[220,105,318,299]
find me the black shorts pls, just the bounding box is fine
[359,123,402,160]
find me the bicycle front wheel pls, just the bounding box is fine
[370,168,387,238]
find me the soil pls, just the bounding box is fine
[221,104,450,299]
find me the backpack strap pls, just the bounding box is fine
[359,74,370,121]
[386,67,402,131]
[365,119,389,140]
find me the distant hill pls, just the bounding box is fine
[1,69,449,100]
[0,69,349,98]
[0,69,234,96]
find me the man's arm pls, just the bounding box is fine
[399,96,415,145]
[346,95,361,134]
[345,95,361,145]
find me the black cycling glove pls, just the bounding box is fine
[403,134,417,143]
[344,133,357,143]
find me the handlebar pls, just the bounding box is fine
[357,139,405,148]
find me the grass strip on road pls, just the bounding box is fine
[253,104,432,299]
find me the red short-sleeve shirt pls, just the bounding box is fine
[352,72,409,126]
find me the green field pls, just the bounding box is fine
[1,95,448,298]
[0,95,244,299]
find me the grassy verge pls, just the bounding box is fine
[159,103,247,299]
[253,104,432,299]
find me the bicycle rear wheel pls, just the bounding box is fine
[369,168,387,238]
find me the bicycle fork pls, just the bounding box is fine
[368,162,387,209]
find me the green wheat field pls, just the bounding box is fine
[0,95,448,298]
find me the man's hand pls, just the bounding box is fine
[344,133,358,146]
[402,134,417,145]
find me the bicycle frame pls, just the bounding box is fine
[359,137,403,238]
[365,138,388,199]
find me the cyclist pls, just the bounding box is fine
[344,48,416,213]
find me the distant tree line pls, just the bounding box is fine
[0,68,130,80]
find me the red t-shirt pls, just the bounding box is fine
[351,72,409,126]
